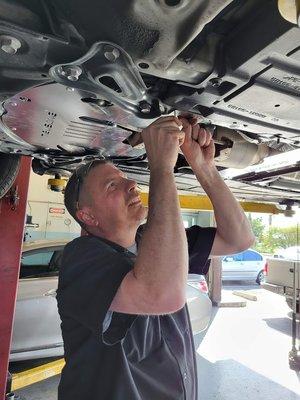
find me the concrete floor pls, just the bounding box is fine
[12,284,300,400]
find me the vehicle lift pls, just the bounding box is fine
[0,157,31,400]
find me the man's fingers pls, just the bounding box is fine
[151,116,182,129]
[178,117,192,137]
[204,129,212,147]
[192,125,200,141]
[164,128,185,142]
[178,130,185,146]
[159,122,183,131]
[178,114,202,126]
[198,128,208,147]
[189,126,213,147]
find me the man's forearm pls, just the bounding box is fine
[194,164,254,253]
[134,170,188,305]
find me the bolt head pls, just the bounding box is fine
[139,101,151,113]
[0,35,21,55]
[209,78,222,87]
[59,65,82,81]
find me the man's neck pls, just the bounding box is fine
[103,229,137,248]
[87,225,138,248]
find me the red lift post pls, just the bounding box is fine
[0,157,31,400]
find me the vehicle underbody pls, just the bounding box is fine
[0,0,299,206]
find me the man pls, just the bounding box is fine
[57,116,254,399]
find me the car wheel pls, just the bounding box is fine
[0,152,21,198]
[256,270,265,285]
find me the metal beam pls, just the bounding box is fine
[139,192,284,214]
[0,157,31,400]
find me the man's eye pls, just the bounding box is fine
[108,181,116,189]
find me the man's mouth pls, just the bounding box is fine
[129,197,142,207]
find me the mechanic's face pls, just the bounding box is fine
[79,163,147,234]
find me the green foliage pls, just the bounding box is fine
[249,217,299,253]
[249,217,265,244]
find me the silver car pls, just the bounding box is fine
[10,240,212,361]
[222,249,266,284]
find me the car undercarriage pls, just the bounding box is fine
[0,0,299,207]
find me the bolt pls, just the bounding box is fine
[104,47,120,62]
[139,101,152,114]
[9,102,18,107]
[209,78,222,88]
[66,87,75,92]
[0,35,21,55]
[58,65,82,81]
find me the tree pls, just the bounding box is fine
[249,217,265,245]
[248,216,299,253]
[263,225,299,252]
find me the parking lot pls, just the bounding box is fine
[11,283,300,400]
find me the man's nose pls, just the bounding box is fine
[127,178,137,192]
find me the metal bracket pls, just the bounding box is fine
[50,42,161,118]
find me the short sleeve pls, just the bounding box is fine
[186,226,217,275]
[57,236,135,341]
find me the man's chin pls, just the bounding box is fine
[135,204,148,222]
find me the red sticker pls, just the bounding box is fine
[49,207,65,214]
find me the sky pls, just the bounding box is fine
[251,206,300,228]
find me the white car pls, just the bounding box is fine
[222,249,266,284]
[10,240,212,361]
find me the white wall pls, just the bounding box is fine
[25,172,80,241]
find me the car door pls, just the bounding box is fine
[222,252,244,280]
[241,249,264,279]
[10,246,64,361]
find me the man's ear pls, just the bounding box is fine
[76,207,99,227]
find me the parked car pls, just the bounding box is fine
[274,246,300,261]
[264,248,299,312]
[0,1,299,207]
[10,240,212,361]
[222,249,266,284]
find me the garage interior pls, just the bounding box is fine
[0,165,299,400]
[0,0,300,399]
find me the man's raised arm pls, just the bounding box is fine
[110,117,189,315]
[180,118,255,257]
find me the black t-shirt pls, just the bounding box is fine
[56,226,216,400]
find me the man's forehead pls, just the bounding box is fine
[89,163,125,182]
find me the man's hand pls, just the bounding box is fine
[179,117,215,172]
[142,116,185,172]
